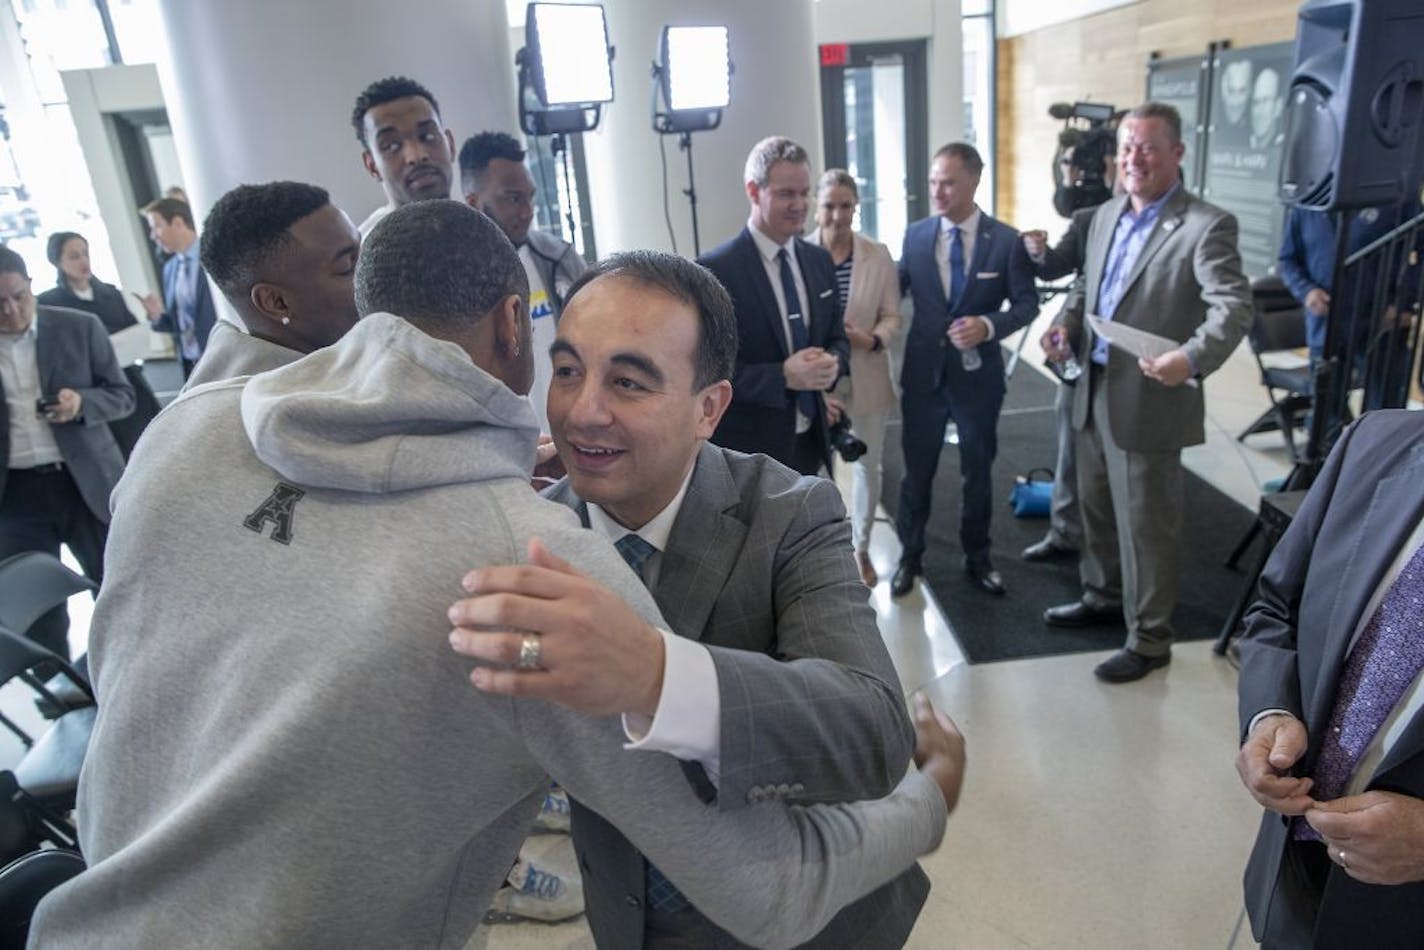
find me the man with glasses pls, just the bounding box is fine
[460,130,587,434]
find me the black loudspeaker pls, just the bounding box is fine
[1279,0,1424,211]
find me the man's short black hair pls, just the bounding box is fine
[564,251,736,390]
[458,131,526,195]
[355,200,527,327]
[199,182,331,303]
[0,245,29,280]
[351,76,441,146]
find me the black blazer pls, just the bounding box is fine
[36,279,138,335]
[699,228,848,471]
[1238,410,1424,947]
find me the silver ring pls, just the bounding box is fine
[517,632,542,670]
[1337,849,1349,871]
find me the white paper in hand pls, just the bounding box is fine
[1087,315,1199,388]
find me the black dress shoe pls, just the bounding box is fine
[890,562,920,598]
[1093,648,1170,683]
[1021,537,1078,562]
[1043,600,1123,627]
[965,564,1006,596]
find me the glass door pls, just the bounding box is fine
[819,40,928,257]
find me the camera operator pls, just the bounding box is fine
[1018,104,1121,564]
[807,169,901,588]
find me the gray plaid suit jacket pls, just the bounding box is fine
[544,443,928,949]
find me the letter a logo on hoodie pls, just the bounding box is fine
[243,482,306,545]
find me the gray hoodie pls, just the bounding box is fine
[31,313,945,949]
[182,319,300,391]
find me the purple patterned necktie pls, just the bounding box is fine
[1296,540,1424,841]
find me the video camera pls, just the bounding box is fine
[1049,101,1118,217]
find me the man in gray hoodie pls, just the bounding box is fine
[30,201,960,949]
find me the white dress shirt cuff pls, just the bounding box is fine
[1247,708,1298,738]
[622,629,721,783]
[980,316,996,341]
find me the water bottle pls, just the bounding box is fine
[961,348,982,372]
[1058,355,1083,382]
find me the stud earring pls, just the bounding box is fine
[281,317,291,326]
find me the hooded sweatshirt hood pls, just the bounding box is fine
[241,311,537,493]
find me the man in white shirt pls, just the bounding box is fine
[459,130,587,433]
[0,245,133,657]
[448,250,943,949]
[1236,410,1424,947]
[350,76,456,238]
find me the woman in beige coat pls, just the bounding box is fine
[807,169,902,587]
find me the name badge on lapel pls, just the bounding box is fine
[976,271,999,279]
[818,289,833,299]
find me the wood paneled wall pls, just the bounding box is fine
[996,0,1301,234]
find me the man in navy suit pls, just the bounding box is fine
[136,197,217,378]
[699,136,848,476]
[891,143,1038,598]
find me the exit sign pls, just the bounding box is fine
[820,44,849,67]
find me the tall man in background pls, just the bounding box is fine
[699,136,847,476]
[892,142,1038,599]
[460,130,586,433]
[0,245,133,658]
[350,76,456,238]
[137,197,216,377]
[1043,102,1251,683]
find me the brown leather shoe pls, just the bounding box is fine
[856,550,878,587]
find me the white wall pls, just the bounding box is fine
[999,0,1138,38]
[153,0,518,228]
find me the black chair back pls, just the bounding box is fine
[0,552,97,640]
[0,847,85,949]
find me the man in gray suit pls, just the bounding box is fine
[0,245,134,657]
[450,250,939,948]
[1042,102,1252,682]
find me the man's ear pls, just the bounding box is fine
[745,180,760,206]
[444,128,457,157]
[361,150,380,181]
[250,282,288,324]
[695,379,734,438]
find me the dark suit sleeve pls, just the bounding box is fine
[1236,417,1363,738]
[708,477,915,810]
[985,238,1041,339]
[74,314,135,426]
[1033,213,1089,281]
[898,229,912,296]
[699,252,790,410]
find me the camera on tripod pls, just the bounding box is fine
[828,415,868,463]
[1049,101,1119,217]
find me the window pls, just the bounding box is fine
[962,4,996,212]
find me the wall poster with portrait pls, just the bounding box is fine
[1145,53,1210,195]
[1199,42,1294,279]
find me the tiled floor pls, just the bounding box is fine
[479,327,1291,949]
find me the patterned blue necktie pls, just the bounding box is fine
[777,249,819,421]
[1295,541,1424,841]
[613,532,689,913]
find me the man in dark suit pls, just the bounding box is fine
[136,196,218,377]
[1042,103,1252,682]
[1235,410,1424,948]
[449,250,957,949]
[892,142,1039,598]
[699,136,848,476]
[0,246,134,657]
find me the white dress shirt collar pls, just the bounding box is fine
[585,461,696,554]
[747,216,799,266]
[939,206,982,240]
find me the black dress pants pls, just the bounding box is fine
[0,465,107,659]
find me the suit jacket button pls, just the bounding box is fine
[626,894,642,908]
